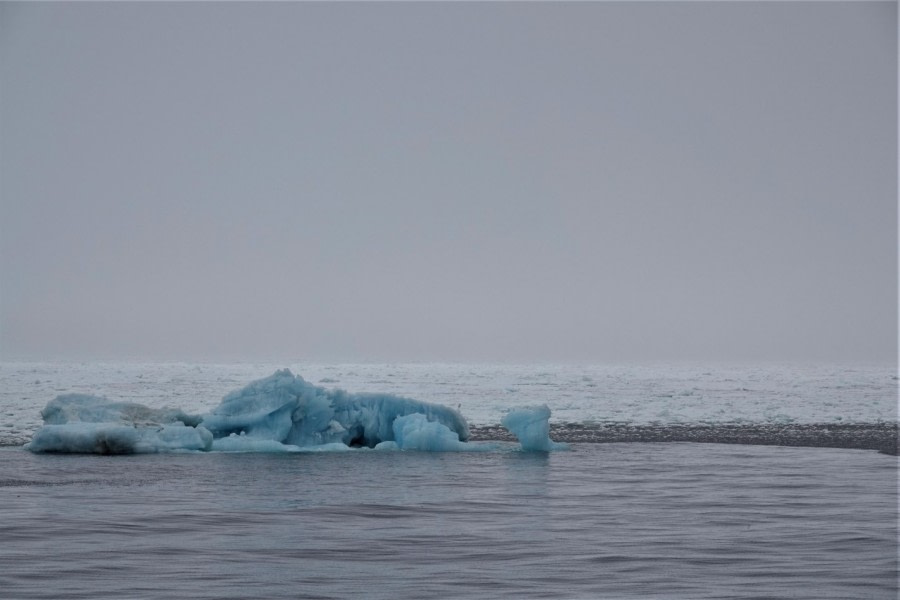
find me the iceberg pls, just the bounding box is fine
[502,405,568,451]
[26,422,213,454]
[25,394,211,454]
[199,369,469,448]
[25,370,562,454]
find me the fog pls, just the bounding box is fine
[0,2,895,363]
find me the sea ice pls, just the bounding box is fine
[391,413,496,452]
[24,370,562,454]
[24,394,211,454]
[26,422,213,454]
[40,393,202,428]
[502,405,568,451]
[200,369,469,448]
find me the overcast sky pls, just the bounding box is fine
[0,1,896,363]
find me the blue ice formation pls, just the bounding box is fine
[25,370,561,454]
[39,394,203,428]
[200,369,469,448]
[26,394,212,454]
[390,413,495,452]
[27,421,213,454]
[502,405,568,451]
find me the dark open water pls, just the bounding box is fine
[1,443,896,600]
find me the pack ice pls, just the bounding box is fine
[25,370,562,454]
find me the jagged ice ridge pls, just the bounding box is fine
[25,369,562,454]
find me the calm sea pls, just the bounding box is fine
[1,442,896,600]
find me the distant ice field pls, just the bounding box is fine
[1,361,896,448]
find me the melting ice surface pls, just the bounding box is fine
[502,406,568,452]
[24,370,560,454]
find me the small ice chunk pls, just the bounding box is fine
[501,405,567,452]
[374,441,400,451]
[392,413,470,451]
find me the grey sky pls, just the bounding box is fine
[0,1,896,363]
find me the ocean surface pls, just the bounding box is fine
[1,361,897,599]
